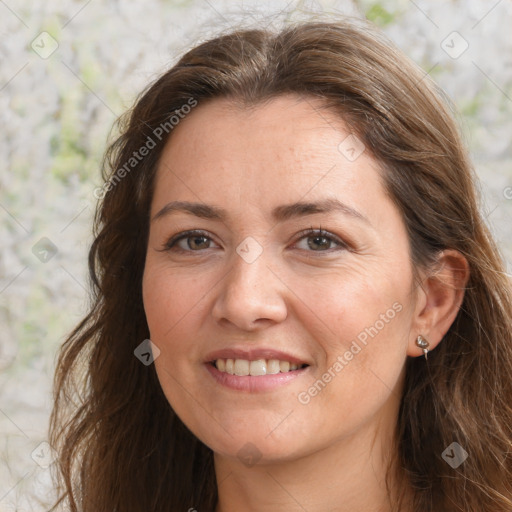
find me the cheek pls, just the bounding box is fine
[142,263,209,343]
[288,261,412,351]
[288,264,412,413]
[335,274,412,386]
[142,260,223,412]
[142,265,209,409]
[285,272,412,443]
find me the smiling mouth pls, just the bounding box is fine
[209,358,309,376]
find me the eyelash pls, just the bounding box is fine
[159,226,349,255]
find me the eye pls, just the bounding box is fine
[159,226,348,255]
[160,230,218,253]
[292,227,348,253]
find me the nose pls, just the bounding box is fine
[211,245,288,331]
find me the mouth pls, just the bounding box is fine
[208,358,309,376]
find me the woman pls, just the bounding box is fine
[49,16,512,512]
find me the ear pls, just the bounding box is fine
[407,249,470,358]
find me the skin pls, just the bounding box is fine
[142,94,469,512]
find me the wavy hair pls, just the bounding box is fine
[49,17,512,512]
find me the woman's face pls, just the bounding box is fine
[142,95,421,464]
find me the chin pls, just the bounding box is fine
[212,438,307,466]
[192,418,314,464]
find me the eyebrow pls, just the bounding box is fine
[152,198,372,227]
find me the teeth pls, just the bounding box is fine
[216,358,226,372]
[267,359,280,374]
[250,360,267,376]
[234,359,249,376]
[279,361,290,373]
[214,358,307,376]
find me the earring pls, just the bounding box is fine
[415,335,430,360]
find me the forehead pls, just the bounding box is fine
[158,95,350,166]
[151,94,389,225]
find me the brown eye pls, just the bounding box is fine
[181,234,211,251]
[161,230,218,253]
[293,228,348,253]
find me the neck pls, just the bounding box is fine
[213,416,411,512]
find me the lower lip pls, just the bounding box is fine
[205,362,310,392]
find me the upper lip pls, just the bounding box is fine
[204,347,311,365]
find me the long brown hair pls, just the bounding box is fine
[49,16,512,511]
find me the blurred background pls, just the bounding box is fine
[1,0,511,509]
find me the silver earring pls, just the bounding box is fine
[415,335,430,360]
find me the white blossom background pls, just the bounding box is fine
[1,0,511,509]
